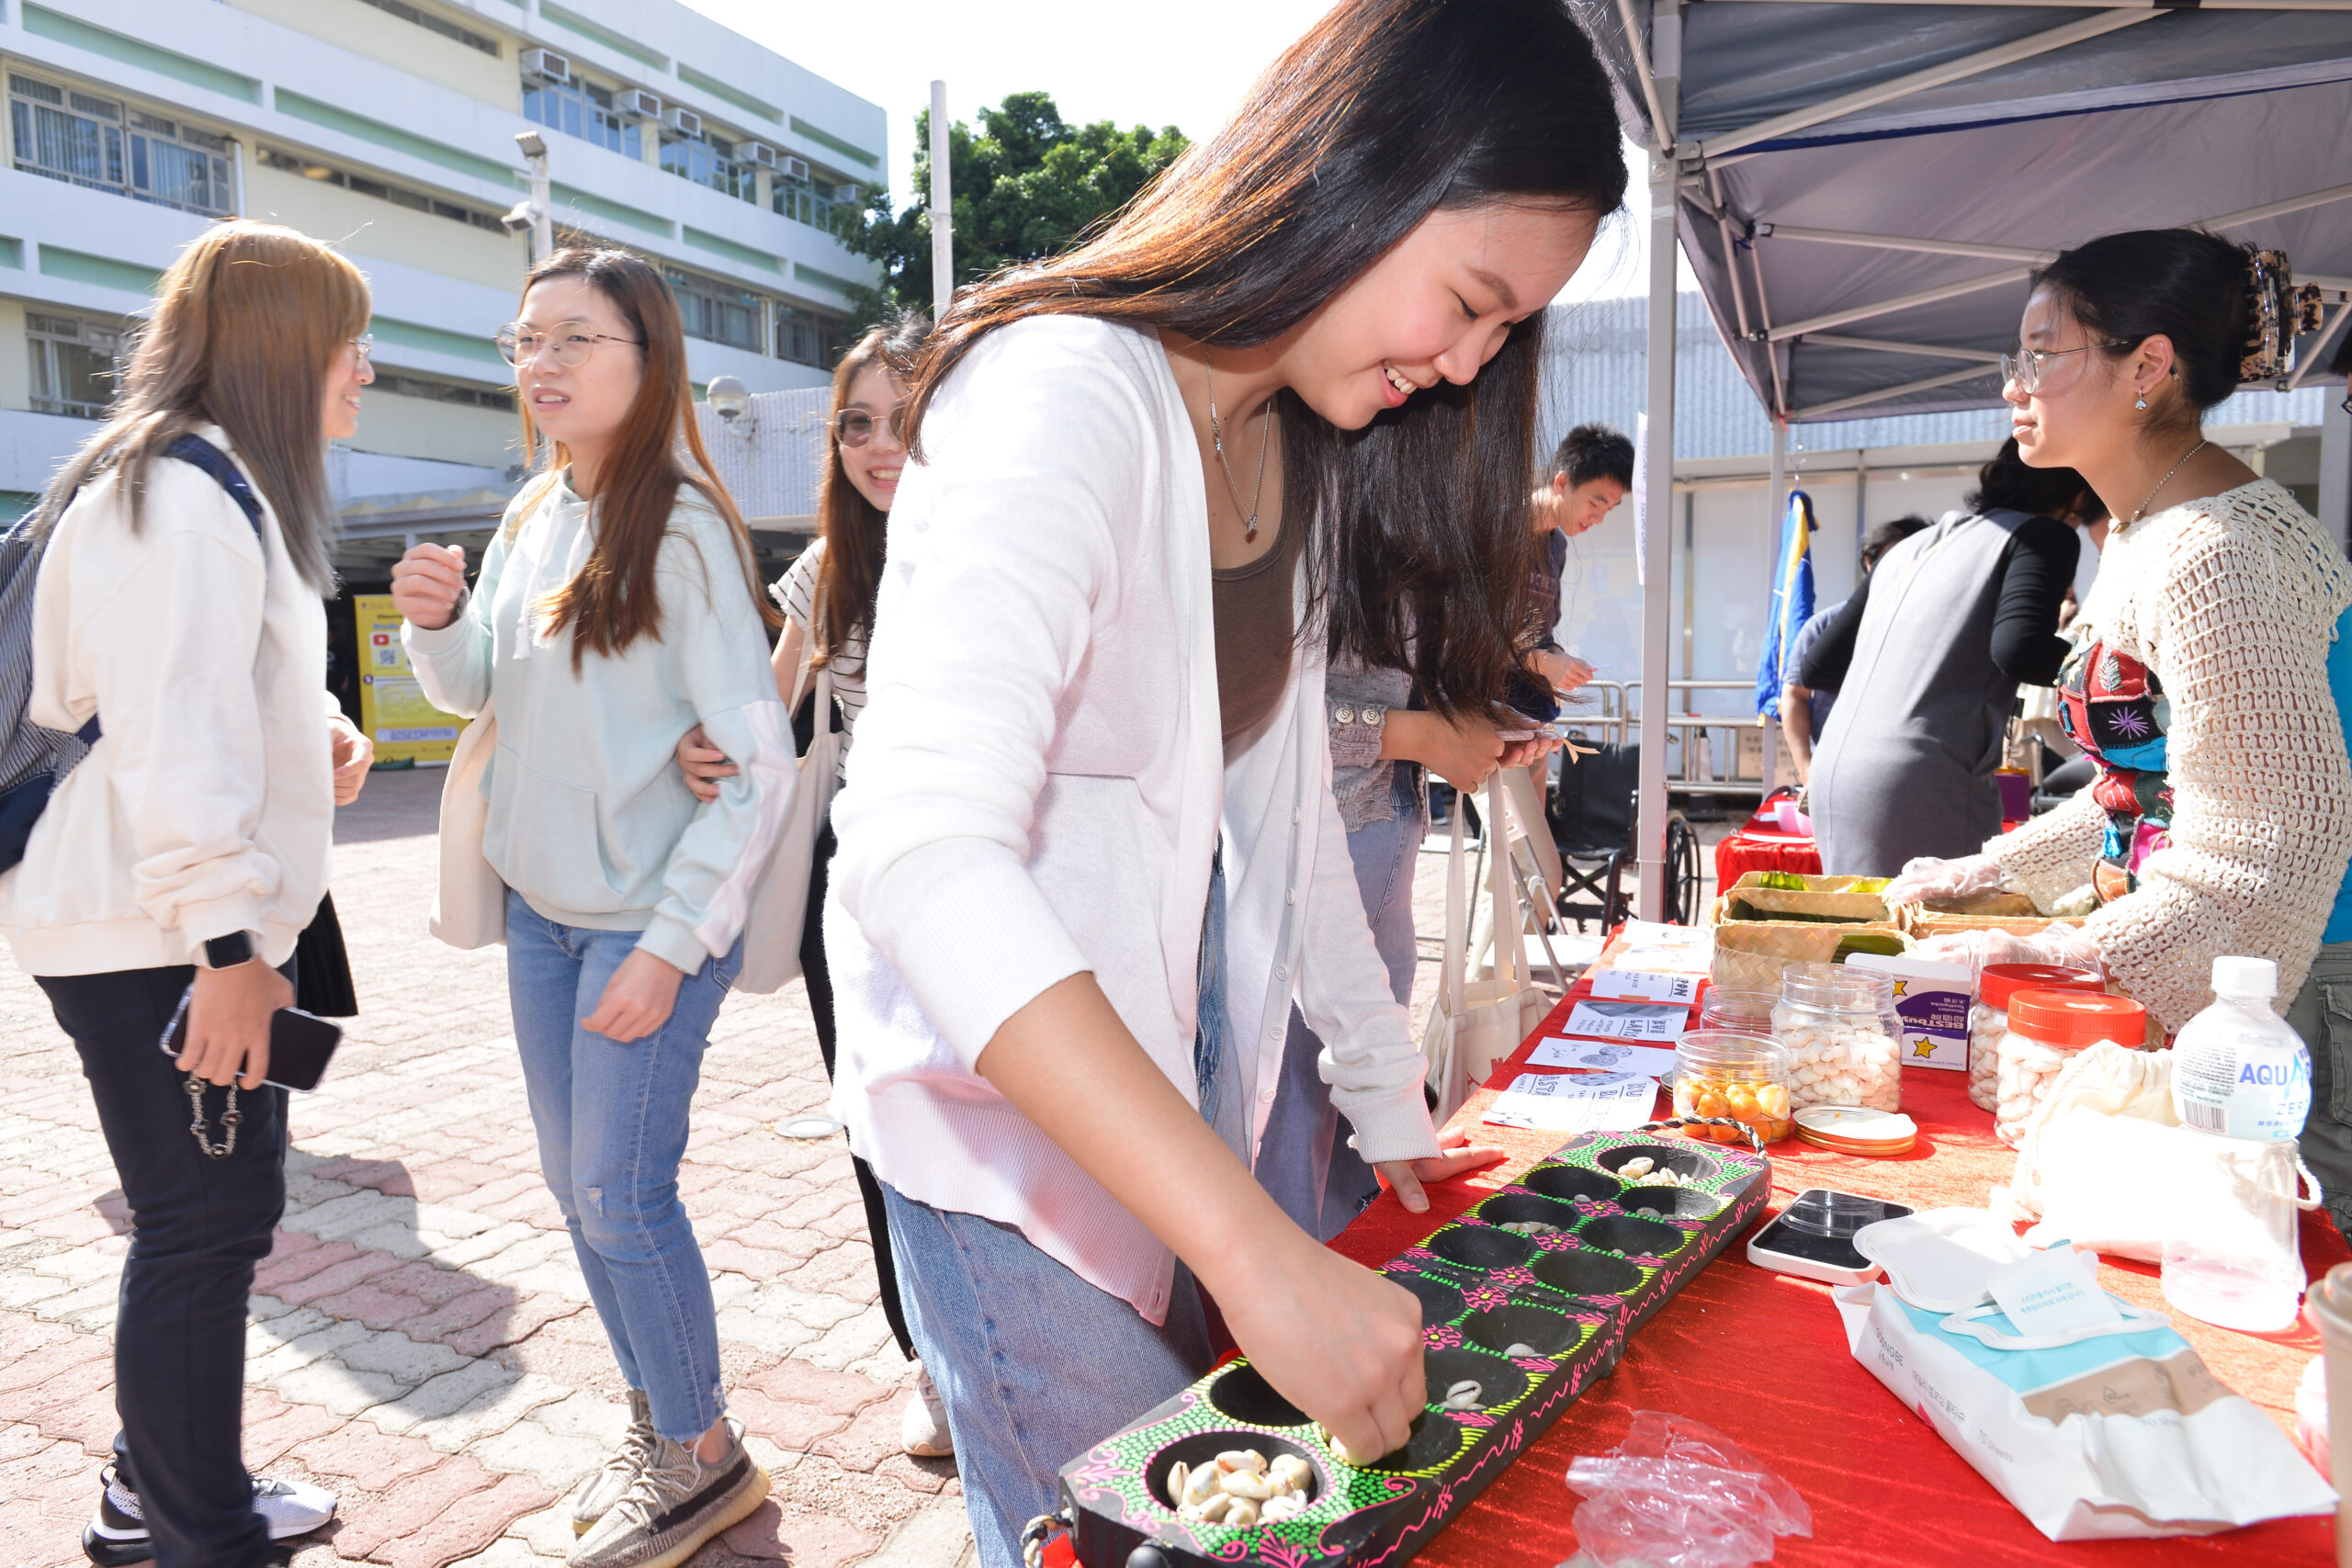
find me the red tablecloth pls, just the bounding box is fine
[1322,964,2344,1567]
[1713,827,1824,887]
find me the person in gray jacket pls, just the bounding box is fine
[1799,440,2098,875]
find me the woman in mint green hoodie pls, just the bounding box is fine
[392,250,788,1568]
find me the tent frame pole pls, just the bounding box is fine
[1636,2,1682,923]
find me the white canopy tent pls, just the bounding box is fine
[1571,0,2352,917]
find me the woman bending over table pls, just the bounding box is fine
[820,2,1623,1559]
[1888,229,2352,1232]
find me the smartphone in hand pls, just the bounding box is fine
[158,985,344,1091]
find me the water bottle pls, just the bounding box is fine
[2162,956,2311,1332]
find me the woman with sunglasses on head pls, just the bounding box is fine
[1886,232,2352,1226]
[820,3,1622,1559]
[675,311,951,1457]
[391,249,790,1568]
[0,222,368,1568]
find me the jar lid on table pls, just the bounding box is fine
[1980,963,2103,1012]
[2008,988,2147,1049]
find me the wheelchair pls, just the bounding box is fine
[1544,739,1702,931]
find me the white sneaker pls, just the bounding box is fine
[899,1361,953,1458]
[84,1465,338,1565]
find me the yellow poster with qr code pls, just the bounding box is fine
[355,594,464,765]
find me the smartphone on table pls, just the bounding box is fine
[158,985,343,1091]
[1746,1188,1915,1287]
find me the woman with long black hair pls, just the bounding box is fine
[820,2,1626,1558]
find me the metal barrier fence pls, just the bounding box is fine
[1557,679,1772,797]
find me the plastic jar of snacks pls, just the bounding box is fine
[1969,964,2103,1114]
[1772,964,1903,1112]
[1696,988,1778,1034]
[1994,990,2148,1146]
[1673,1030,1792,1145]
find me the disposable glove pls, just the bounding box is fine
[1880,853,2018,908]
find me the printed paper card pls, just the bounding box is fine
[1843,953,1975,1071]
[1589,966,1702,1004]
[1527,1039,1681,1078]
[1483,1072,1660,1133]
[1561,998,1690,1043]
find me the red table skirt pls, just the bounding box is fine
[1714,827,1824,887]
[1319,979,2342,1567]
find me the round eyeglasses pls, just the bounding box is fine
[834,404,909,449]
[1999,339,2128,395]
[348,333,375,365]
[495,325,645,368]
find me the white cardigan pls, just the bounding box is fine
[825,316,1439,1320]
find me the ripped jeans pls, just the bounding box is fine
[505,890,740,1442]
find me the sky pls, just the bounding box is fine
[677,0,1688,302]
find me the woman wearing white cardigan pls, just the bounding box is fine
[820,3,1628,1560]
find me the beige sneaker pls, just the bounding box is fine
[899,1360,953,1458]
[571,1388,657,1535]
[568,1421,768,1568]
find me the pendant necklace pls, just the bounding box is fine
[2128,439,2207,524]
[1206,354,1274,545]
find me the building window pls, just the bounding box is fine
[355,0,501,57]
[665,267,763,354]
[255,146,504,232]
[661,131,755,204]
[8,74,233,217]
[774,173,855,237]
[373,371,515,412]
[523,77,641,160]
[28,312,123,418]
[775,305,840,369]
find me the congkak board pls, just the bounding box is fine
[1051,1127,1770,1566]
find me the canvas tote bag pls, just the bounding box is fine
[734,633,843,995]
[429,701,506,949]
[1419,777,1548,1122]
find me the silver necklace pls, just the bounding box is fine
[2129,439,2207,524]
[1206,354,1273,545]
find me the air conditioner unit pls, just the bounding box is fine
[662,107,703,138]
[739,141,776,169]
[616,89,663,120]
[780,155,809,181]
[520,49,571,85]
[834,181,861,202]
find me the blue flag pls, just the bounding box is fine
[1754,489,1818,720]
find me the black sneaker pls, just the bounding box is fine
[83,1465,339,1566]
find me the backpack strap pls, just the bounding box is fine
[161,434,266,537]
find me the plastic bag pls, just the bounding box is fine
[1556,1413,1812,1568]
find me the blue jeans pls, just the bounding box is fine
[37,964,291,1568]
[504,890,740,1442]
[1258,774,1425,1240]
[881,1185,1213,1568]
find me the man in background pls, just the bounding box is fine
[1781,515,1930,784]
[1526,423,1633,697]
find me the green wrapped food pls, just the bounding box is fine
[1832,932,1907,961]
[1724,898,1867,926]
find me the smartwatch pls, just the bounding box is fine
[200,931,259,970]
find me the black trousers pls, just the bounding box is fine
[802,815,915,1362]
[38,964,289,1568]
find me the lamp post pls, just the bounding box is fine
[509,130,554,266]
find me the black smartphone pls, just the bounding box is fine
[159,985,344,1092]
[1746,1189,1916,1285]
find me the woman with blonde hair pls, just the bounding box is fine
[0,221,368,1568]
[393,248,791,1568]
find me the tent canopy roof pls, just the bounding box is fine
[1577,1,2352,423]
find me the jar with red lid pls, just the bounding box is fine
[1994,989,2148,1145]
[1968,963,2103,1113]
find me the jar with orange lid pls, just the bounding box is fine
[1994,990,2148,1145]
[1673,1029,1793,1145]
[1969,963,2104,1113]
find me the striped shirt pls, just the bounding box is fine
[771,538,867,781]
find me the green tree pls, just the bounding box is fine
[839,91,1188,334]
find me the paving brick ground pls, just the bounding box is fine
[0,763,1716,1568]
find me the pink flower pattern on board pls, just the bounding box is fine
[1462,1283,1511,1312]
[1424,1324,1464,1350]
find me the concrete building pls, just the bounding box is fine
[0,0,886,562]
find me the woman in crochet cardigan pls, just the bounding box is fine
[1885,230,2352,1232]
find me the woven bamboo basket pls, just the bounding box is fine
[1708,915,1913,992]
[1897,904,2086,941]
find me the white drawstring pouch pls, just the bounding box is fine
[1835,1210,2335,1540]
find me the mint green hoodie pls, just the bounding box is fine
[404,473,792,972]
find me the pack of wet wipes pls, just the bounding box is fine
[1834,1212,2334,1540]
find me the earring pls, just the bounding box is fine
[2135,393,2148,410]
